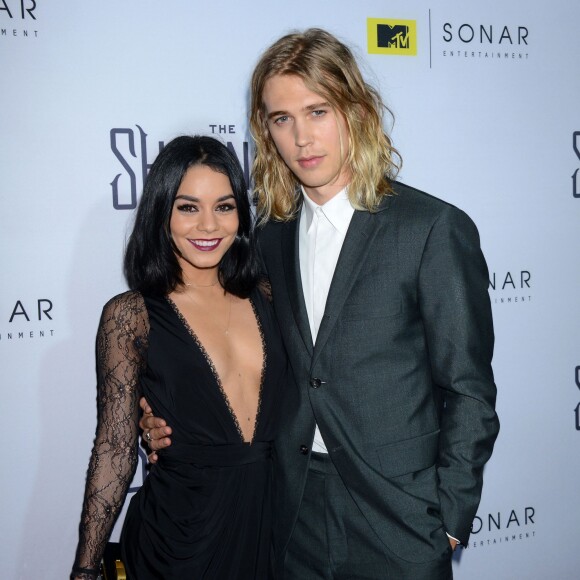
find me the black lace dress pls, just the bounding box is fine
[72,288,286,579]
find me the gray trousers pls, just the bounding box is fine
[283,453,453,580]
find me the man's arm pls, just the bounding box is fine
[139,397,172,463]
[418,205,500,545]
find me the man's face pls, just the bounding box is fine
[262,74,351,205]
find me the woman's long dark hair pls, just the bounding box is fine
[124,135,261,298]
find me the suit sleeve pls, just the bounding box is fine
[417,205,500,545]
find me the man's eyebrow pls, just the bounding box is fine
[267,110,287,120]
[266,102,331,120]
[304,101,331,112]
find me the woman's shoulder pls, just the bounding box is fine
[255,278,273,303]
[100,290,149,332]
[103,289,146,312]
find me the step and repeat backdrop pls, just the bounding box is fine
[1,1,579,578]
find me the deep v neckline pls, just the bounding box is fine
[165,293,267,444]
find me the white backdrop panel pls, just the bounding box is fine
[1,1,579,578]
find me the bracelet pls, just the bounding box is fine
[71,565,100,579]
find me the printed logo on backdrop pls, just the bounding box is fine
[0,0,38,39]
[110,125,251,210]
[572,132,580,198]
[489,269,531,305]
[574,366,580,431]
[440,19,529,62]
[367,11,530,66]
[470,505,536,548]
[367,18,417,56]
[0,298,55,343]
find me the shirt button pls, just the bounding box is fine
[310,377,322,389]
[300,445,309,455]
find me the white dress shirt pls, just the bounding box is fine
[299,187,355,453]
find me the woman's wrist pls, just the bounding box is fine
[70,565,100,580]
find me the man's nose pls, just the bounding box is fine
[294,118,312,148]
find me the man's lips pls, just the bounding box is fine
[297,155,324,169]
[187,238,222,251]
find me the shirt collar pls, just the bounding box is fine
[301,186,354,235]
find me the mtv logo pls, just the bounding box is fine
[377,24,410,49]
[367,18,417,56]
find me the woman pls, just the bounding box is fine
[71,136,286,579]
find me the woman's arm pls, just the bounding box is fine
[71,292,149,580]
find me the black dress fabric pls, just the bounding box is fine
[72,287,286,579]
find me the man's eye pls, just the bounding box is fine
[312,109,326,117]
[274,115,289,125]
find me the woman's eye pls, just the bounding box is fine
[176,203,197,213]
[216,203,236,213]
[312,109,326,117]
[274,115,289,125]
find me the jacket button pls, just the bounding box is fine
[310,377,322,388]
[300,445,309,455]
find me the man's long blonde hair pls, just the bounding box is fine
[250,28,401,222]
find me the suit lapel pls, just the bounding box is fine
[281,217,314,357]
[312,209,385,364]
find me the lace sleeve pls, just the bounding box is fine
[71,291,149,580]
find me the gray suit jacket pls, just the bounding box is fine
[259,182,499,570]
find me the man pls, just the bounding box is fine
[142,28,499,579]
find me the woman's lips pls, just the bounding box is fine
[188,238,222,251]
[297,155,324,169]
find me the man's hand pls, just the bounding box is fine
[448,537,458,551]
[139,397,172,464]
